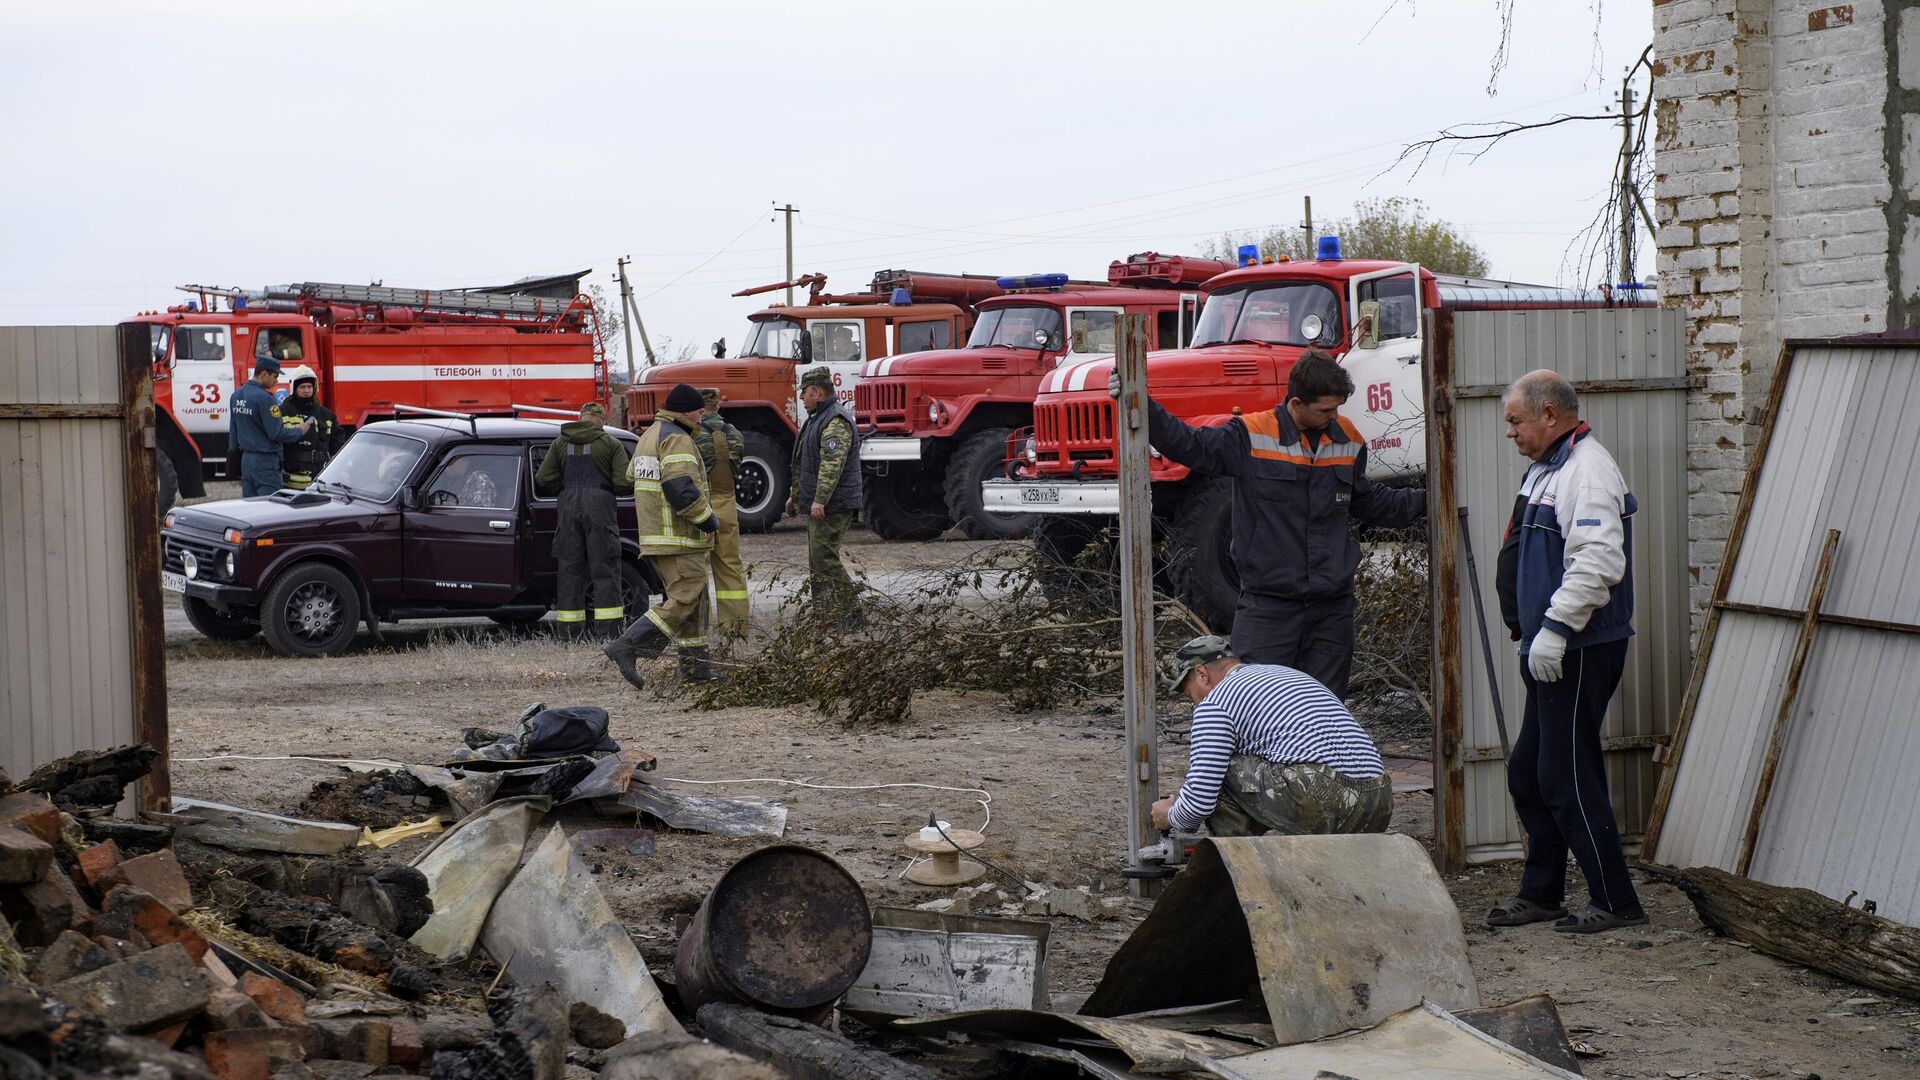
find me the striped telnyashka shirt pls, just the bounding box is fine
[1168,663,1385,833]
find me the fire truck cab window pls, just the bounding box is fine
[1068,310,1118,355]
[968,306,1065,350]
[1191,283,1341,348]
[811,321,864,363]
[425,450,520,510]
[1155,310,1180,349]
[255,328,307,364]
[1358,275,1419,341]
[741,318,806,360]
[895,321,950,353]
[176,326,229,362]
[149,325,173,364]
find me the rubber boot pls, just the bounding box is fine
[678,646,719,683]
[603,619,668,689]
[555,619,588,643]
[589,619,623,642]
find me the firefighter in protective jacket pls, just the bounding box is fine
[533,403,634,640]
[604,384,719,686]
[696,388,750,637]
[278,366,344,490]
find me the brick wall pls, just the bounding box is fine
[1655,0,1902,633]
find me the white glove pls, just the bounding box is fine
[1527,628,1567,683]
[1107,370,1121,399]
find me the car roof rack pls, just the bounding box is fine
[510,403,577,420]
[393,404,478,436]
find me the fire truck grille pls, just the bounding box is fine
[630,391,658,421]
[855,382,908,428]
[1032,399,1115,463]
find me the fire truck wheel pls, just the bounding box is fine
[946,429,1035,540]
[1031,516,1114,604]
[864,470,952,542]
[1169,477,1238,634]
[181,595,259,641]
[734,431,790,534]
[156,449,180,516]
[260,561,362,658]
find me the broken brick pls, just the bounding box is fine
[568,1000,625,1049]
[240,972,306,1026]
[77,838,124,887]
[96,885,207,963]
[28,928,114,985]
[93,934,139,960]
[97,848,194,913]
[0,857,88,945]
[0,791,60,844]
[144,1020,189,1048]
[206,987,273,1031]
[0,824,54,883]
[202,1027,309,1080]
[48,941,210,1032]
[307,1019,391,1068]
[325,944,384,975]
[387,1017,423,1070]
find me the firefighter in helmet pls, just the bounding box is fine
[604,384,719,687]
[278,366,344,490]
[533,402,634,641]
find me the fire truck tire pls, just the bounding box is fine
[1031,515,1114,604]
[734,431,790,534]
[260,562,362,658]
[181,595,259,641]
[1169,477,1239,634]
[156,449,180,516]
[946,428,1035,540]
[864,470,952,542]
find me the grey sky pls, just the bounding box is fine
[1,1,1650,370]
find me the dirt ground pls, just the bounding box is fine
[163,524,1920,1078]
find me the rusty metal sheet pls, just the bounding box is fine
[404,764,504,819]
[481,824,678,1038]
[561,749,652,805]
[1454,996,1583,1075]
[844,907,1051,1017]
[408,796,548,961]
[1201,1002,1582,1079]
[1081,834,1478,1044]
[614,781,787,838]
[892,1009,1252,1075]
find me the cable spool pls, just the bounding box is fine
[903,824,987,887]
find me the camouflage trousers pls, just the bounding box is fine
[1207,756,1393,837]
[806,512,857,606]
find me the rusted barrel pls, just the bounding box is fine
[674,845,872,1024]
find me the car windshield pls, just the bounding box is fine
[741,317,807,359]
[1190,282,1341,348]
[313,431,426,502]
[967,306,1064,348]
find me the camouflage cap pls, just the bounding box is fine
[799,366,834,392]
[1168,635,1234,696]
[700,387,722,408]
[579,402,607,419]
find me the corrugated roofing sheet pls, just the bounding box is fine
[1651,343,1920,924]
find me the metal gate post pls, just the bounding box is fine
[1114,314,1163,897]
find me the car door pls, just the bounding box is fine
[401,445,524,606]
[1343,264,1426,479]
[524,434,638,605]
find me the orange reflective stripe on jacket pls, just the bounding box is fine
[1242,410,1361,467]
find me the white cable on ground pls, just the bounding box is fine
[175,754,407,769]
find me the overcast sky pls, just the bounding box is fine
[0,1,1650,370]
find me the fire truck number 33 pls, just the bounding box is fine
[1364,382,1393,412]
[188,383,223,404]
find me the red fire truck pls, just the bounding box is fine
[625,269,1010,533]
[981,243,1651,630]
[852,253,1233,541]
[134,281,602,512]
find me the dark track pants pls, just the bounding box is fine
[553,488,623,630]
[1509,638,1643,916]
[1230,592,1356,698]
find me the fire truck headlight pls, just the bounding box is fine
[1023,436,1037,463]
[928,402,943,424]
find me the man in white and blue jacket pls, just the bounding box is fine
[1487,370,1648,935]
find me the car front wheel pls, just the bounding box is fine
[181,595,260,641]
[260,562,362,658]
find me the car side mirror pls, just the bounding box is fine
[399,487,420,511]
[796,334,813,363]
[711,338,726,358]
[1356,300,1382,350]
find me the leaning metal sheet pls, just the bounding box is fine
[1653,344,1920,925]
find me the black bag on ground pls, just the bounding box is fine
[517,705,619,758]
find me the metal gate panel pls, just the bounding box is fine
[1648,343,1920,924]
[0,325,168,804]
[1428,307,1689,869]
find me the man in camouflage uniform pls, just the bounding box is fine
[604,384,719,686]
[696,388,750,638]
[786,366,863,614]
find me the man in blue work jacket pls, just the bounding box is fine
[230,356,310,497]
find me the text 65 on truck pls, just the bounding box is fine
[625,269,1011,533]
[133,277,605,513]
[851,252,1233,542]
[982,240,1652,632]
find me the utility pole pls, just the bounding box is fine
[615,258,655,372]
[1112,314,1162,899]
[1617,77,1637,285]
[1302,195,1314,256]
[774,203,798,305]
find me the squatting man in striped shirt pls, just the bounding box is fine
[1150,635,1392,837]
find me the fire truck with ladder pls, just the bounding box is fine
[133,280,603,513]
[625,269,1011,533]
[981,238,1654,632]
[852,252,1233,542]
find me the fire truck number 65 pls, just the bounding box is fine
[1365,382,1393,412]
